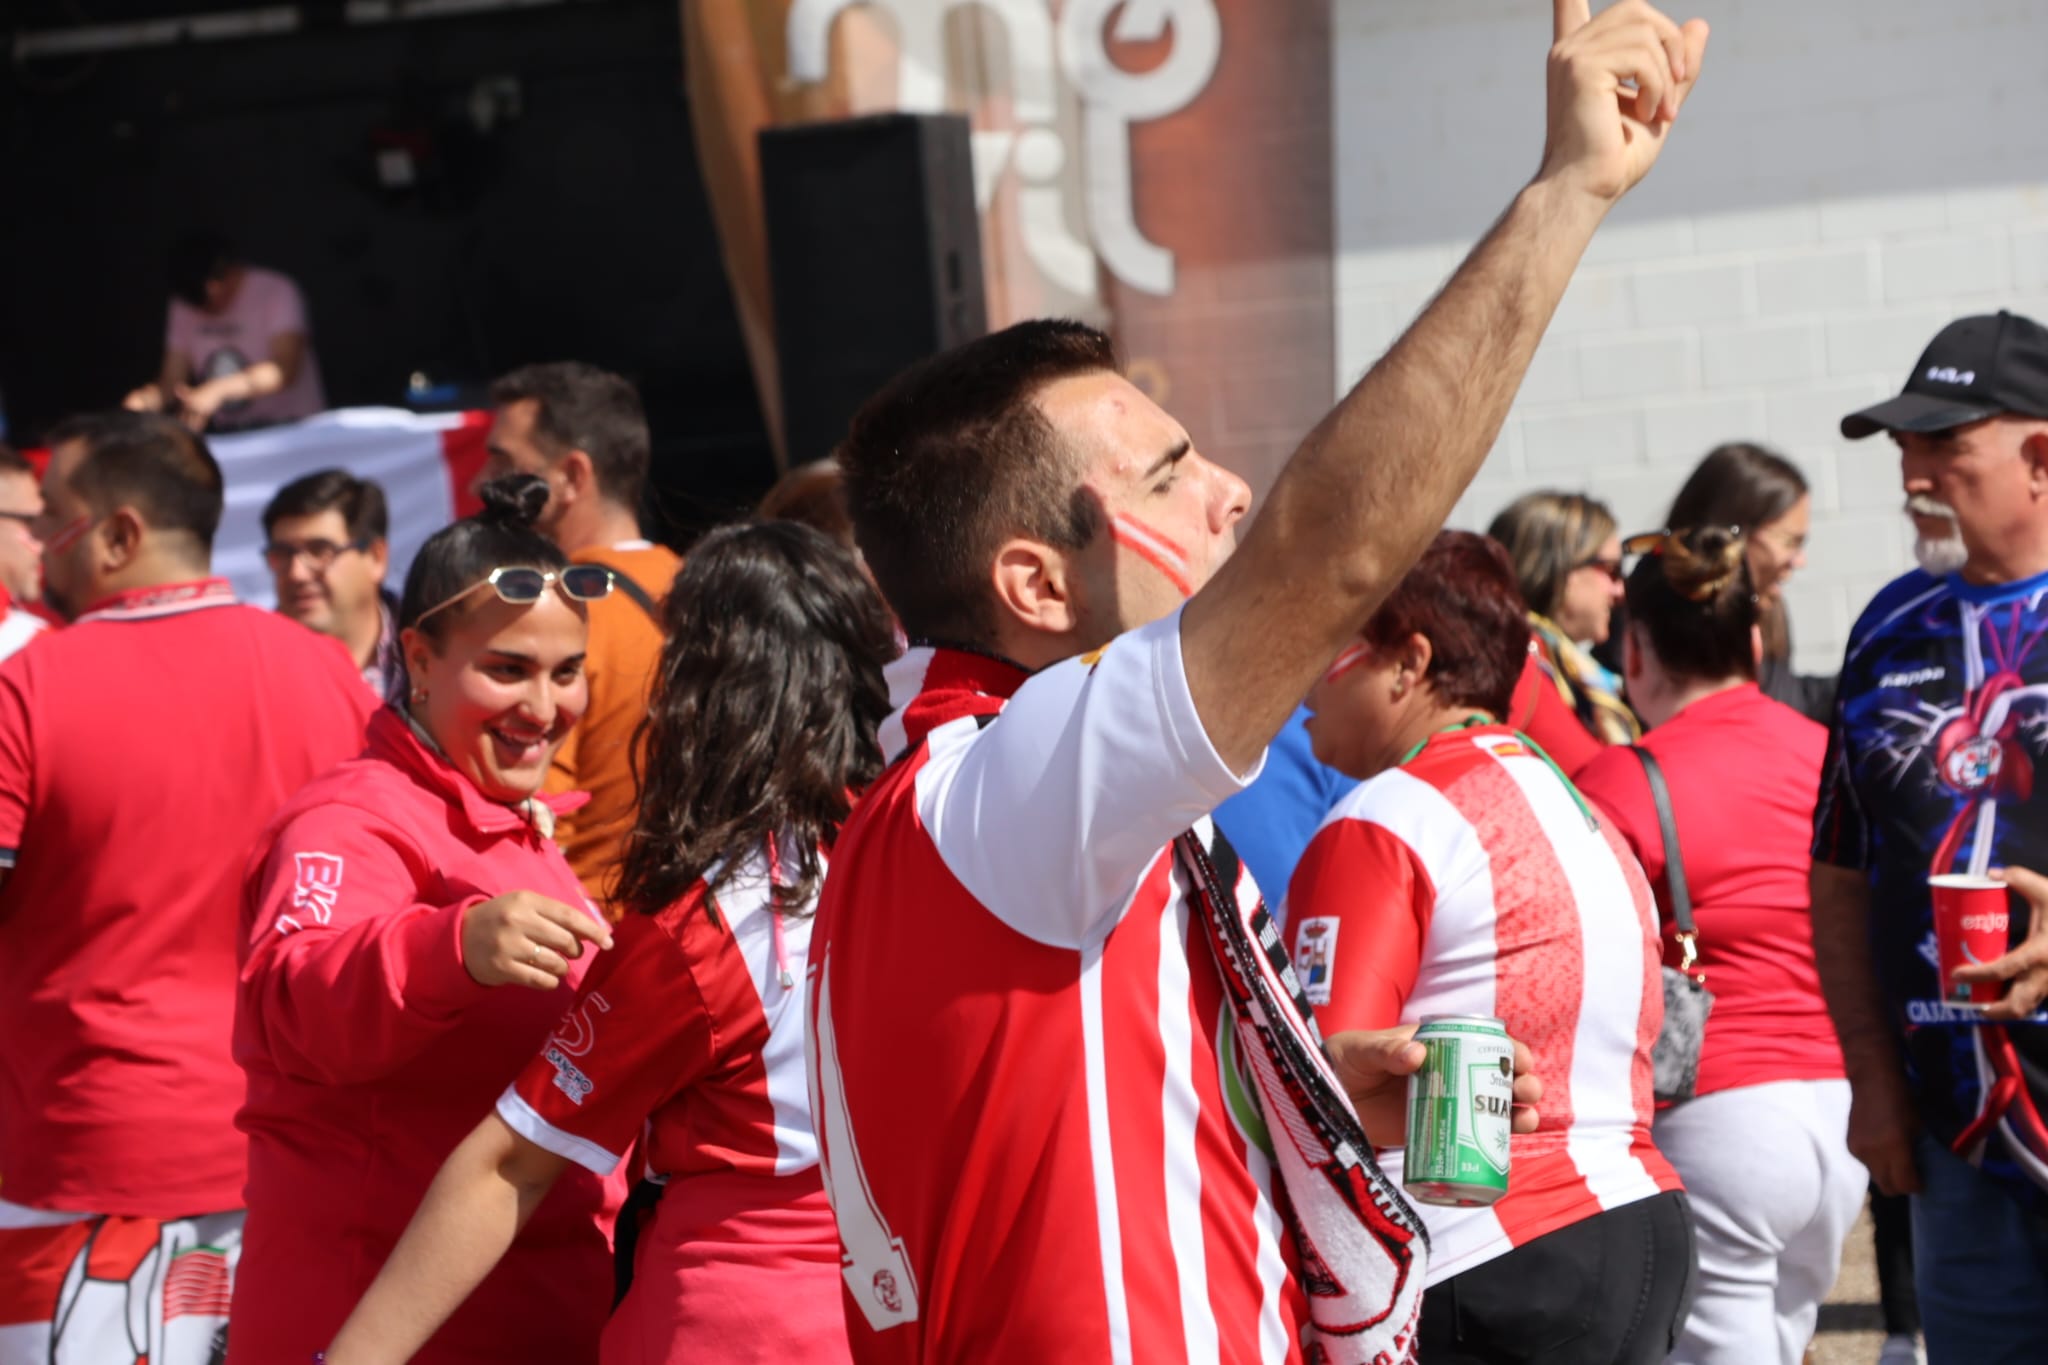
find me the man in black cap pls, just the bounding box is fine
[1811,310,2048,1364]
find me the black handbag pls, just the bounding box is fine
[1631,746,1715,1104]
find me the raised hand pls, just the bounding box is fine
[460,890,614,990]
[1539,0,1710,204]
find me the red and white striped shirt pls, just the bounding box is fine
[499,843,848,1364]
[1283,726,1678,1285]
[808,610,1312,1364]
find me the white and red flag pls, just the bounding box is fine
[208,408,490,607]
[26,408,489,609]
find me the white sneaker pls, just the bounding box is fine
[1876,1334,1925,1365]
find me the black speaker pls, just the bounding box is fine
[760,112,988,467]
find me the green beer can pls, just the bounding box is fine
[1403,1014,1513,1207]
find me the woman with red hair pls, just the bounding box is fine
[1285,530,1692,1365]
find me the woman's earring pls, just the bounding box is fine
[410,686,428,706]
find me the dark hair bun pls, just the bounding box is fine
[476,474,550,529]
[1662,525,1746,603]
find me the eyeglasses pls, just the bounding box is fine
[413,564,614,629]
[1573,554,1625,583]
[263,538,369,573]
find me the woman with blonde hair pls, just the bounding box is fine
[1488,490,1640,754]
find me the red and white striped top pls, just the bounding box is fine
[809,610,1314,1364]
[1284,726,1679,1285]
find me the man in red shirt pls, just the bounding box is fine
[805,5,1709,1362]
[0,413,372,1365]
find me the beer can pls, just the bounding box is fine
[1403,1014,1513,1207]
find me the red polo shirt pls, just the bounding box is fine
[0,578,372,1216]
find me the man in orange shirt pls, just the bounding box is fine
[478,362,680,906]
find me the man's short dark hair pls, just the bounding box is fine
[44,413,224,550]
[0,443,33,479]
[262,468,389,544]
[489,362,650,510]
[167,230,238,310]
[838,319,1117,642]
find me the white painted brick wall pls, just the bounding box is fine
[1332,0,2048,675]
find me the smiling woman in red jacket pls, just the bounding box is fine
[231,475,623,1363]
[319,520,897,1365]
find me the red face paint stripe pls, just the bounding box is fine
[1110,514,1195,598]
[1324,643,1370,684]
[44,514,94,556]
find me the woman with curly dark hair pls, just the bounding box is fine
[323,520,898,1365]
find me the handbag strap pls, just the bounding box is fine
[606,566,663,625]
[1630,745,1704,980]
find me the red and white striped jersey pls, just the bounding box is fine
[1283,726,1679,1285]
[808,610,1314,1365]
[500,843,820,1182]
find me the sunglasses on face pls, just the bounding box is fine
[414,564,614,629]
[1573,555,1624,583]
[263,538,369,573]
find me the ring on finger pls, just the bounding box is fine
[527,947,542,969]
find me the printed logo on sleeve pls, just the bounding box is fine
[276,853,345,935]
[542,993,611,1105]
[1293,917,1339,1006]
[544,1044,595,1104]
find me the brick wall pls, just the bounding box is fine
[1330,0,2048,674]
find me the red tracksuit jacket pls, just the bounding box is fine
[231,707,623,1363]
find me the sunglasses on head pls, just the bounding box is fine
[1621,526,1743,559]
[414,564,614,629]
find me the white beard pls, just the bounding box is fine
[1914,526,1968,576]
[1907,496,1968,576]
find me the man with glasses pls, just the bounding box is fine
[262,469,405,705]
[0,444,49,662]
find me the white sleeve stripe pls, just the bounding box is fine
[494,1088,624,1177]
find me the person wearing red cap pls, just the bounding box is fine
[0,412,372,1364]
[1813,310,2048,1365]
[232,475,622,1363]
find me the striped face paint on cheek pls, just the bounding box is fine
[42,514,96,556]
[1324,642,1371,684]
[1109,513,1195,598]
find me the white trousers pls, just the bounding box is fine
[1653,1078,1865,1365]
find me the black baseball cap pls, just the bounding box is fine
[1840,310,2048,439]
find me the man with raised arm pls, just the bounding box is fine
[806,4,1709,1362]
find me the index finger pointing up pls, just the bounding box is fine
[1553,0,1592,42]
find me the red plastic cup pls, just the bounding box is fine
[1929,874,2013,1009]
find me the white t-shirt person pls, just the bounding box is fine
[164,267,327,429]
